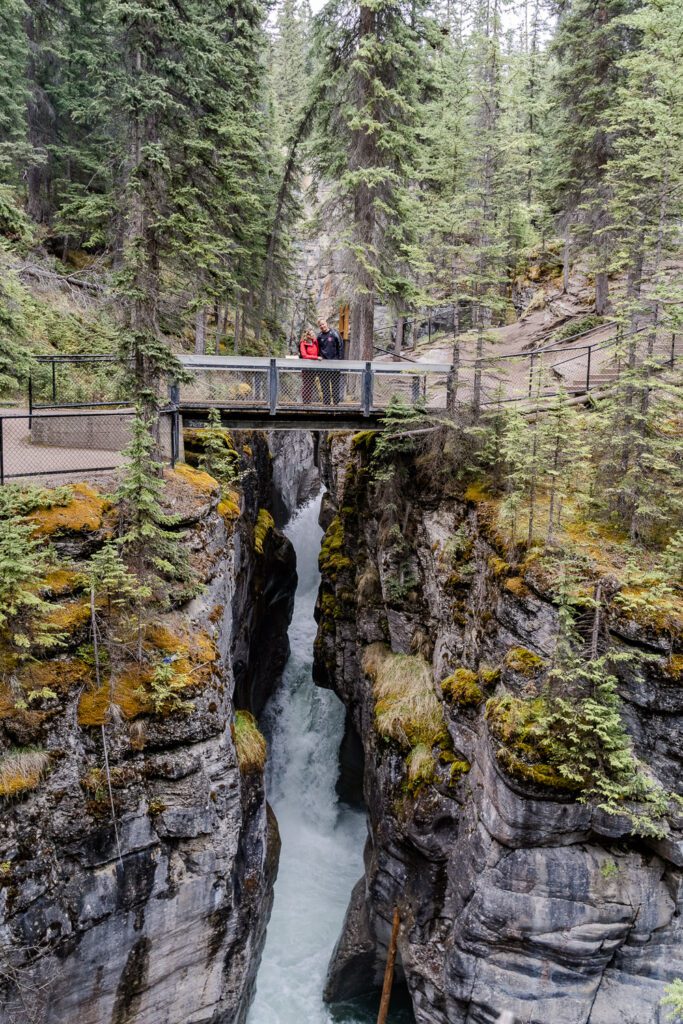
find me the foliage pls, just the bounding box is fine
[143,662,193,715]
[371,398,428,480]
[115,410,187,593]
[197,409,240,484]
[662,980,683,1023]
[0,517,57,669]
[0,485,73,520]
[487,592,670,837]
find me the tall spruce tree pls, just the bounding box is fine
[548,0,642,313]
[310,0,436,358]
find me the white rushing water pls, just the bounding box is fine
[248,493,412,1024]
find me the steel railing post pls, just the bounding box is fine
[51,359,57,402]
[585,345,592,392]
[169,381,180,468]
[671,333,677,367]
[269,358,278,415]
[363,362,373,416]
[28,377,33,428]
[0,418,4,485]
[528,352,536,398]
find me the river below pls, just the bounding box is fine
[247,493,413,1024]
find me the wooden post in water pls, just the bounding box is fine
[377,908,400,1024]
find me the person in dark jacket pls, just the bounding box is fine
[316,318,343,404]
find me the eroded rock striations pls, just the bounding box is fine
[315,433,683,1024]
[0,432,304,1024]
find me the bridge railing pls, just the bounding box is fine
[28,353,129,412]
[177,357,452,416]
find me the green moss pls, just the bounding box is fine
[488,555,510,578]
[486,693,580,791]
[352,430,378,453]
[441,668,484,707]
[254,508,274,555]
[405,743,437,794]
[478,665,501,688]
[504,646,545,677]
[497,747,572,788]
[449,759,471,783]
[27,483,108,538]
[319,516,352,580]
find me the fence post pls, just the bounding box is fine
[363,361,373,416]
[0,418,4,485]
[269,358,278,416]
[671,333,677,367]
[51,359,57,403]
[528,352,537,398]
[428,313,432,346]
[585,345,592,392]
[28,376,33,428]
[447,341,460,416]
[169,382,180,468]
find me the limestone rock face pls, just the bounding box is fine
[0,436,299,1024]
[269,429,320,526]
[315,434,683,1024]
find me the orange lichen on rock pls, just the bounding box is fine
[78,622,219,726]
[40,568,83,597]
[171,462,220,496]
[78,672,154,725]
[19,658,92,695]
[44,598,92,635]
[27,483,108,537]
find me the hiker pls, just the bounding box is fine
[316,318,343,404]
[299,329,320,403]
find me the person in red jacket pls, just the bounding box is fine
[299,330,320,403]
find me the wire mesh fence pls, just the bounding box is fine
[0,410,178,485]
[29,355,131,410]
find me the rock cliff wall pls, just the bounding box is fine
[0,431,307,1024]
[314,433,683,1024]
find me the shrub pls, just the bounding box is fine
[662,979,683,1023]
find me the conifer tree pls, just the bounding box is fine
[548,0,641,313]
[115,410,185,596]
[0,518,55,672]
[310,0,435,357]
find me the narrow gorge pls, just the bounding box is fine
[1,425,681,1024]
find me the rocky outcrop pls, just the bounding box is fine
[315,433,683,1024]
[0,433,302,1024]
[269,429,319,526]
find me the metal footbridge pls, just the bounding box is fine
[176,355,449,429]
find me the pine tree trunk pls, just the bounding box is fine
[595,270,609,315]
[233,307,240,355]
[194,307,207,354]
[356,292,375,360]
[562,227,571,294]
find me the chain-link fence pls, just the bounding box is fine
[29,355,131,411]
[0,410,178,485]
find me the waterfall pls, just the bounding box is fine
[248,493,411,1024]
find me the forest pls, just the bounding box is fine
[0,0,682,1022]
